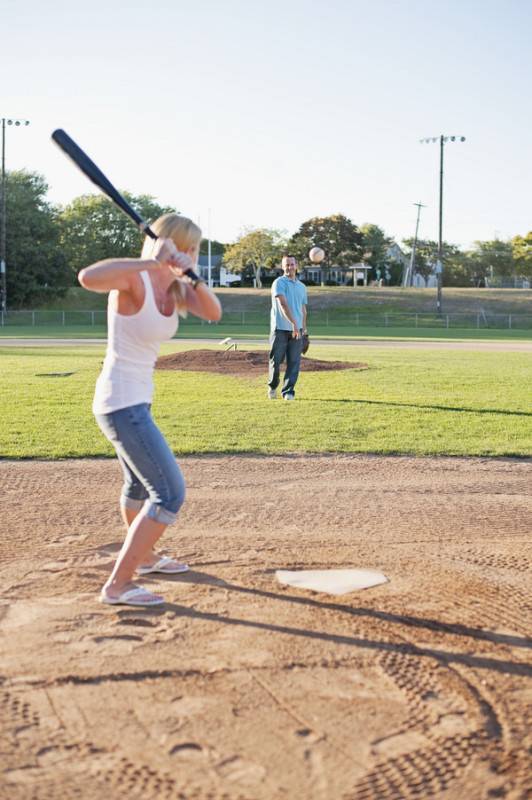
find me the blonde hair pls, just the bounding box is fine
[141,213,202,317]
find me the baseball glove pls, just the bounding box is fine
[301,333,310,355]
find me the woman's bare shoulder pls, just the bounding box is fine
[112,273,145,315]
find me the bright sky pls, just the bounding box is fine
[2,0,531,249]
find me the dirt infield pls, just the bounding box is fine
[156,349,367,376]
[1,455,531,800]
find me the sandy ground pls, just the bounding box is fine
[1,454,531,800]
[155,349,366,376]
[1,337,532,351]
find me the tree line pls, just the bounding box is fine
[222,219,532,289]
[3,171,175,307]
[4,169,532,307]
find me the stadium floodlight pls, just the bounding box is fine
[419,134,466,313]
[1,117,31,313]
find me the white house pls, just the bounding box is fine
[197,255,240,287]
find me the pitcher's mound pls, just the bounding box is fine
[156,349,367,376]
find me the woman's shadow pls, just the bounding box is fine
[129,566,532,679]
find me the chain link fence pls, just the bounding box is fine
[0,310,108,327]
[1,309,532,330]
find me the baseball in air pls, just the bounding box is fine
[309,246,325,263]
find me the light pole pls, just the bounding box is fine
[207,207,212,288]
[420,134,465,312]
[1,117,30,313]
[403,201,426,287]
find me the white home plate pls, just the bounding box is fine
[275,569,388,596]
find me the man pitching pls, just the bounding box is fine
[268,254,308,401]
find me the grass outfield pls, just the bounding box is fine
[1,343,530,459]
[0,323,531,341]
[32,285,532,315]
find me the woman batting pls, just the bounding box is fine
[79,213,222,606]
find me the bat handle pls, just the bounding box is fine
[185,268,202,284]
[142,224,158,240]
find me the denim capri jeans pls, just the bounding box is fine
[95,403,185,525]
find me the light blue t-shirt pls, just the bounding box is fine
[270,276,308,332]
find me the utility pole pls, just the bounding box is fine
[207,208,212,288]
[404,201,426,287]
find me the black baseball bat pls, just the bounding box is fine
[51,128,200,280]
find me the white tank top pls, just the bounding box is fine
[92,270,179,414]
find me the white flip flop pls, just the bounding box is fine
[137,556,189,575]
[99,586,165,606]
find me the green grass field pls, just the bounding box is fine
[1,323,531,341]
[1,343,530,459]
